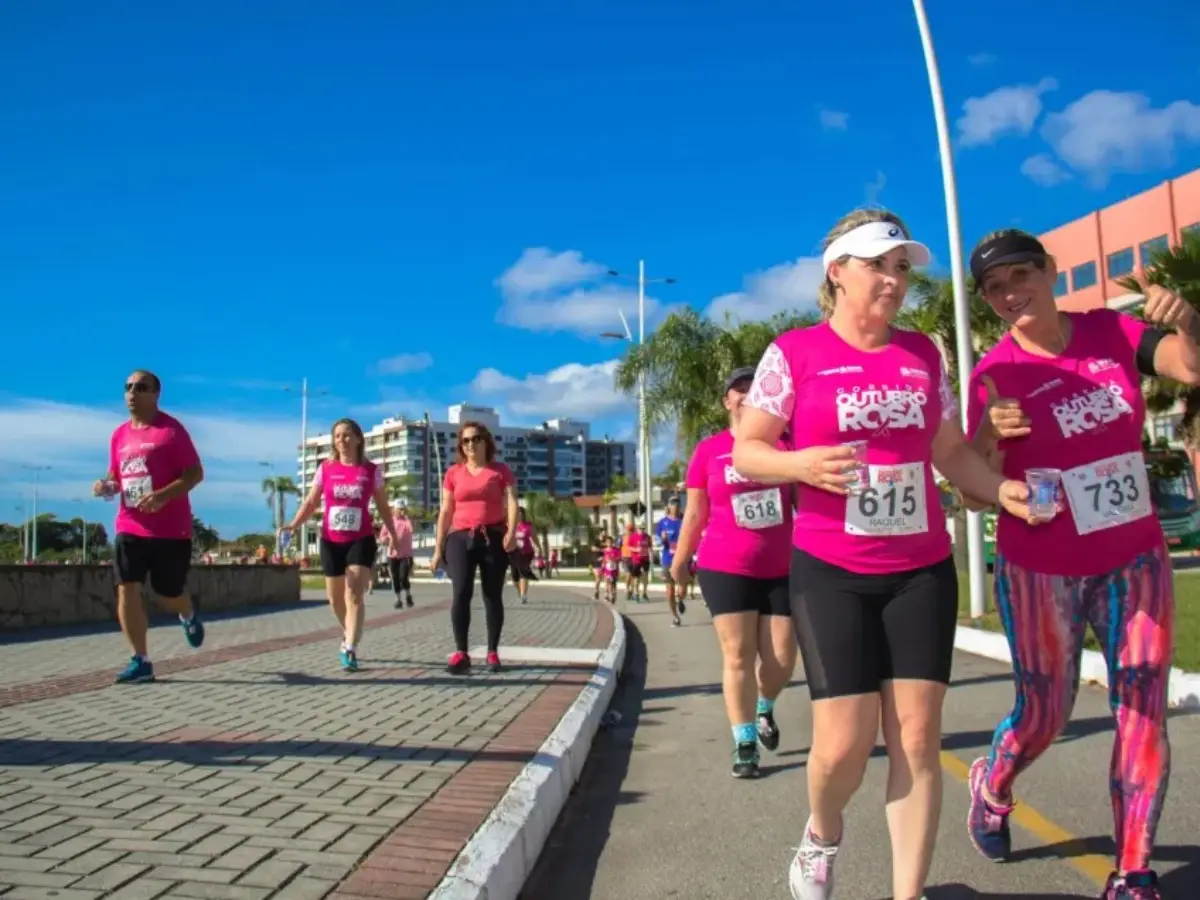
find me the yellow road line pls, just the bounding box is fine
[939,751,1113,887]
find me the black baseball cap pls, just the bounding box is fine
[969,232,1049,284]
[724,367,756,394]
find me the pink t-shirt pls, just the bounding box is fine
[110,412,201,540]
[382,518,413,558]
[686,429,793,579]
[444,462,515,531]
[967,309,1162,576]
[602,547,621,573]
[314,460,383,543]
[628,531,650,564]
[515,521,536,555]
[747,323,956,575]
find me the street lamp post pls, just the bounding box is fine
[911,0,987,617]
[605,262,676,580]
[21,464,50,562]
[285,379,327,560]
[259,461,277,556]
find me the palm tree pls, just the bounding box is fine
[893,271,1007,394]
[261,475,301,534]
[614,307,821,454]
[523,492,591,565]
[191,516,221,552]
[1119,231,1200,448]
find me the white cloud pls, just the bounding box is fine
[968,52,997,67]
[470,359,629,422]
[864,170,887,205]
[494,247,661,337]
[818,107,849,131]
[1020,153,1071,186]
[1040,90,1200,187]
[705,258,824,323]
[956,77,1057,147]
[376,352,433,375]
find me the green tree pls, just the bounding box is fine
[192,516,221,552]
[261,476,300,533]
[893,271,1007,394]
[654,459,686,491]
[1119,231,1200,447]
[614,308,821,453]
[523,492,592,566]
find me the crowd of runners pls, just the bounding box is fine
[94,203,1193,899]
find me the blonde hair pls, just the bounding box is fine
[816,208,911,318]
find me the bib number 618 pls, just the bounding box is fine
[856,485,918,518]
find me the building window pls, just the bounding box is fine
[1053,271,1068,298]
[1139,235,1169,268]
[1106,247,1134,279]
[1071,261,1098,291]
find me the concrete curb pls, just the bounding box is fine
[953,625,1200,710]
[427,602,628,900]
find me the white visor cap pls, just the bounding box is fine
[821,221,932,270]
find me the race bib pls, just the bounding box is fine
[733,488,784,530]
[844,462,928,537]
[1062,451,1152,536]
[121,476,152,507]
[328,505,363,533]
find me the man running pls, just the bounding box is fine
[628,520,652,602]
[656,497,685,625]
[95,370,206,684]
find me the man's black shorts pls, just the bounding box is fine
[113,533,193,597]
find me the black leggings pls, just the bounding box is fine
[444,525,508,653]
[388,557,412,594]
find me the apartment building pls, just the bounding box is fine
[1041,167,1200,444]
[297,404,636,510]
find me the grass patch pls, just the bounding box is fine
[957,571,1200,672]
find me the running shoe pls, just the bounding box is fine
[756,709,780,752]
[678,598,687,615]
[394,597,404,609]
[788,817,840,900]
[731,741,760,778]
[967,757,1012,862]
[447,651,471,675]
[180,604,204,649]
[1101,870,1162,899]
[341,649,359,672]
[115,656,154,684]
[406,592,414,608]
[671,615,681,627]
[486,651,502,673]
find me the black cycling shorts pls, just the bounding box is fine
[114,533,193,597]
[696,568,790,618]
[320,536,377,578]
[790,548,958,701]
[510,551,535,584]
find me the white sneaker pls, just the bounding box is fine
[788,817,840,900]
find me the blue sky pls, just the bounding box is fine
[2,0,1199,538]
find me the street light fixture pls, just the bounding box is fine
[605,262,677,575]
[20,464,50,562]
[285,379,328,560]
[911,0,986,617]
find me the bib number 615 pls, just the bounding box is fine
[856,485,918,518]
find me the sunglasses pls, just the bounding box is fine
[125,381,154,394]
[461,435,485,445]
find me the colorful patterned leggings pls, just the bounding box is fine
[986,544,1174,874]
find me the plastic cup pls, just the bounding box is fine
[843,440,869,494]
[1025,468,1062,519]
[280,531,292,551]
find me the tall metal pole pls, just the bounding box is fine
[638,260,654,583]
[912,0,986,617]
[299,377,309,559]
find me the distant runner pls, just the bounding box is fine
[655,497,685,625]
[380,503,414,609]
[96,370,206,684]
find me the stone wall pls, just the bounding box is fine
[0,565,301,631]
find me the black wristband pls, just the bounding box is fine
[1136,328,1169,377]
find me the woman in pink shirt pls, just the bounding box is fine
[962,230,1200,899]
[284,418,401,673]
[429,421,519,674]
[670,367,798,780]
[510,507,542,604]
[733,209,1039,900]
[379,503,415,609]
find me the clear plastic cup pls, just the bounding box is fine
[1025,468,1062,519]
[843,440,869,494]
[280,530,292,551]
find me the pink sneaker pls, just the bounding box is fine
[446,651,471,675]
[486,651,502,673]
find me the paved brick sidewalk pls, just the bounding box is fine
[0,585,611,899]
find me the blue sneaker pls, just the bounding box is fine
[115,656,155,684]
[180,610,205,649]
[340,647,359,672]
[967,757,1012,862]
